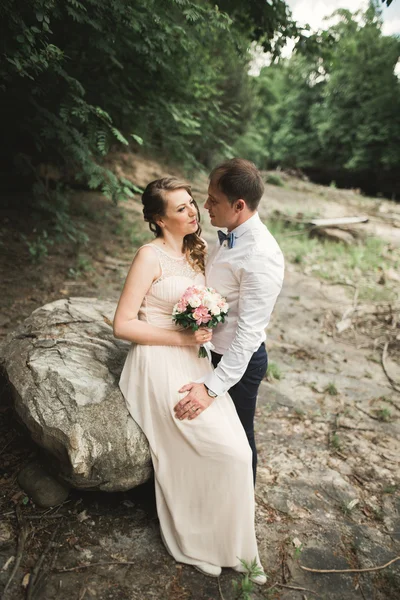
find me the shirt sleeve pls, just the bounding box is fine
[203,248,284,396]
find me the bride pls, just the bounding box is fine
[113,177,266,583]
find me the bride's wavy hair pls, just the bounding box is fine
[142,177,206,274]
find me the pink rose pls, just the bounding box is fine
[193,306,212,326]
[177,300,187,312]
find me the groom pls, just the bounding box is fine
[174,158,284,482]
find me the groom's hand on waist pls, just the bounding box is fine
[174,383,214,420]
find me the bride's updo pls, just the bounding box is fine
[142,177,206,274]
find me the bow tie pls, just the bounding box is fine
[217,230,236,249]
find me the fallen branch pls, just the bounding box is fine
[308,216,369,227]
[264,581,279,593]
[300,556,400,574]
[358,579,368,600]
[217,577,226,600]
[276,583,319,595]
[56,560,137,572]
[78,588,87,600]
[354,405,382,422]
[338,424,376,432]
[27,522,61,599]
[382,342,400,394]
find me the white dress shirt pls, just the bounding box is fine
[203,212,284,397]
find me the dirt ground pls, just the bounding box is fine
[1,155,400,599]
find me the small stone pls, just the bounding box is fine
[0,522,13,545]
[1,556,15,571]
[77,510,90,522]
[18,461,70,508]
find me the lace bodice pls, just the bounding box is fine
[139,244,204,329]
[142,244,199,283]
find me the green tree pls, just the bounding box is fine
[241,0,400,196]
[313,4,400,184]
[1,0,300,204]
[233,64,286,168]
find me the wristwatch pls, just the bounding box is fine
[204,384,218,398]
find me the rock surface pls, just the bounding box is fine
[18,461,70,507]
[0,297,152,491]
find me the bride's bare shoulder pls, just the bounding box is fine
[132,244,160,267]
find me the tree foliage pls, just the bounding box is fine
[234,1,400,197]
[1,0,298,203]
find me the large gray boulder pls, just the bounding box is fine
[0,297,152,491]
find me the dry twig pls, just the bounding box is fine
[217,577,226,600]
[78,588,87,600]
[276,583,319,595]
[354,404,382,422]
[56,560,137,572]
[300,556,400,574]
[338,424,375,432]
[27,522,61,599]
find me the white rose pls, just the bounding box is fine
[188,295,201,308]
[202,293,214,309]
[210,305,221,316]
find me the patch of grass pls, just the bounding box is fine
[293,543,303,559]
[266,218,400,302]
[21,230,54,263]
[331,433,342,450]
[372,507,384,522]
[325,382,338,396]
[232,558,266,600]
[383,484,399,494]
[68,253,94,279]
[267,362,282,381]
[374,408,392,422]
[294,408,306,418]
[266,173,284,187]
[293,253,303,264]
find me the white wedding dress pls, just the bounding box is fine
[119,244,260,568]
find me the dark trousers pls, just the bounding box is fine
[211,343,268,484]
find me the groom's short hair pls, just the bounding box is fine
[209,158,264,211]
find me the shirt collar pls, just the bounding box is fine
[229,212,261,239]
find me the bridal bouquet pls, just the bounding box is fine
[172,285,229,357]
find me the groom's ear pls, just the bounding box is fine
[235,199,245,212]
